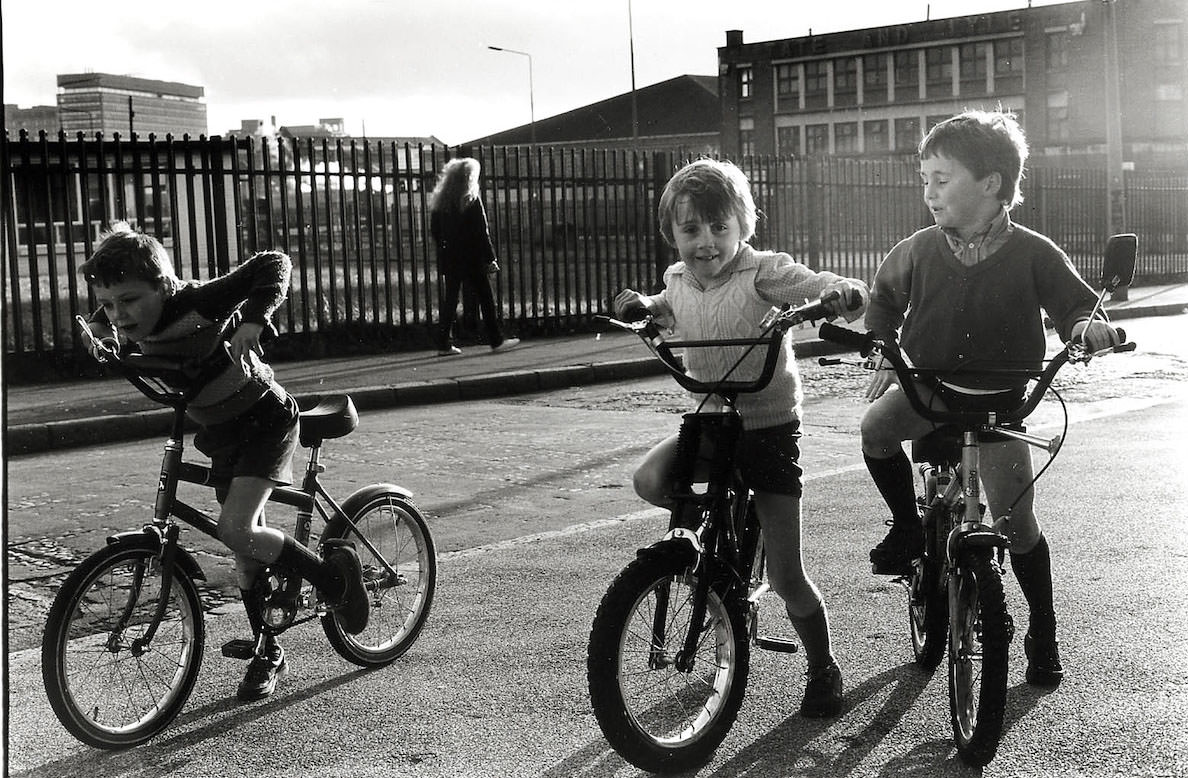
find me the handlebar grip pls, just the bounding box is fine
[818,322,875,354]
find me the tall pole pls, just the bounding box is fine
[1103,0,1128,298]
[488,45,535,147]
[629,0,639,143]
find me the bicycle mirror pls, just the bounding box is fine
[1101,234,1137,292]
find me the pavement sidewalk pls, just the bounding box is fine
[5,283,1185,456]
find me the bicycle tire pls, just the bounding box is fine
[41,544,205,748]
[948,548,1012,766]
[908,554,948,670]
[587,549,750,774]
[321,491,436,666]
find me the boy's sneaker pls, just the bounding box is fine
[800,662,844,718]
[437,346,462,357]
[1024,632,1064,687]
[237,644,287,701]
[322,540,370,635]
[869,521,925,575]
[490,338,520,353]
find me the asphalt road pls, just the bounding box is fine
[6,315,1187,777]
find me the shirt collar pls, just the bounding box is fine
[940,207,1012,257]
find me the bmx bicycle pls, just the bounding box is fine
[815,233,1137,765]
[586,292,854,773]
[41,321,438,748]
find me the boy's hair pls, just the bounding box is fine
[657,158,758,246]
[429,157,481,213]
[919,110,1029,209]
[81,222,179,289]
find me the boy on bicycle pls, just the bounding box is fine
[614,158,868,717]
[79,223,370,701]
[861,110,1120,686]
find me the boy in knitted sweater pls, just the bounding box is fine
[861,111,1121,686]
[80,223,370,701]
[615,159,868,718]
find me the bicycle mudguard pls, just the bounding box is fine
[948,524,1010,560]
[105,528,207,581]
[635,528,702,570]
[328,483,417,537]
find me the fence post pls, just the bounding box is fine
[209,136,232,274]
[651,151,672,289]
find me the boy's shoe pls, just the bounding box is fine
[869,521,925,575]
[322,540,370,635]
[437,346,462,357]
[800,662,844,718]
[1024,632,1064,687]
[490,338,520,353]
[237,644,287,701]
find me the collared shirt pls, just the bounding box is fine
[940,206,1014,266]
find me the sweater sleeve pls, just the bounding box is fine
[1031,241,1101,341]
[865,237,914,340]
[470,200,497,264]
[191,250,292,328]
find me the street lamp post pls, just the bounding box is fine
[487,45,535,147]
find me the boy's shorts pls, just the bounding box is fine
[194,387,300,494]
[738,421,803,498]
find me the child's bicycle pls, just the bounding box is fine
[586,293,855,773]
[814,234,1137,766]
[41,321,438,749]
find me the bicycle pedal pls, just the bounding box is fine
[755,636,799,653]
[220,638,257,660]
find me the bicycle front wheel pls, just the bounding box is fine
[41,543,205,749]
[948,549,1012,766]
[321,491,436,666]
[908,554,947,670]
[587,550,749,774]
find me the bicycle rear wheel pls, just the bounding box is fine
[948,548,1012,766]
[321,491,436,666]
[587,549,749,774]
[41,544,204,748]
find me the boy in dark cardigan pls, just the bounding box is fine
[860,111,1121,687]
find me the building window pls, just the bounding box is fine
[925,46,954,98]
[804,61,829,109]
[894,50,920,100]
[959,42,988,95]
[863,53,889,103]
[864,119,889,152]
[1153,23,1184,137]
[740,128,755,157]
[1154,85,1184,138]
[1047,91,1069,143]
[777,125,801,155]
[806,123,830,154]
[775,63,800,110]
[1045,31,1069,89]
[894,116,921,153]
[994,38,1024,93]
[739,66,754,99]
[1154,21,1183,66]
[834,57,858,106]
[834,122,859,153]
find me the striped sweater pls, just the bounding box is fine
[95,250,292,426]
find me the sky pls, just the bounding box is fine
[4,0,1070,146]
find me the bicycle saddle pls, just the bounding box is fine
[298,395,359,447]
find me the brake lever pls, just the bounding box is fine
[75,314,120,362]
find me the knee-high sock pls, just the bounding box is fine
[864,450,918,527]
[1010,533,1056,636]
[787,603,835,669]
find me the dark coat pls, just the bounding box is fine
[430,198,496,277]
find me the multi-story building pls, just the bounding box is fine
[56,73,207,138]
[717,0,1186,169]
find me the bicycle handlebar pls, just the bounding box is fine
[602,291,856,397]
[75,315,230,407]
[817,320,1136,426]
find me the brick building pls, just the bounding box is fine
[56,73,207,138]
[717,0,1186,169]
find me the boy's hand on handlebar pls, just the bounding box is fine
[819,279,869,323]
[614,289,650,322]
[1071,319,1122,352]
[76,316,120,360]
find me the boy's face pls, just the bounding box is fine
[671,195,742,284]
[920,153,1002,236]
[91,278,166,342]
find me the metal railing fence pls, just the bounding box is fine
[4,130,1186,361]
